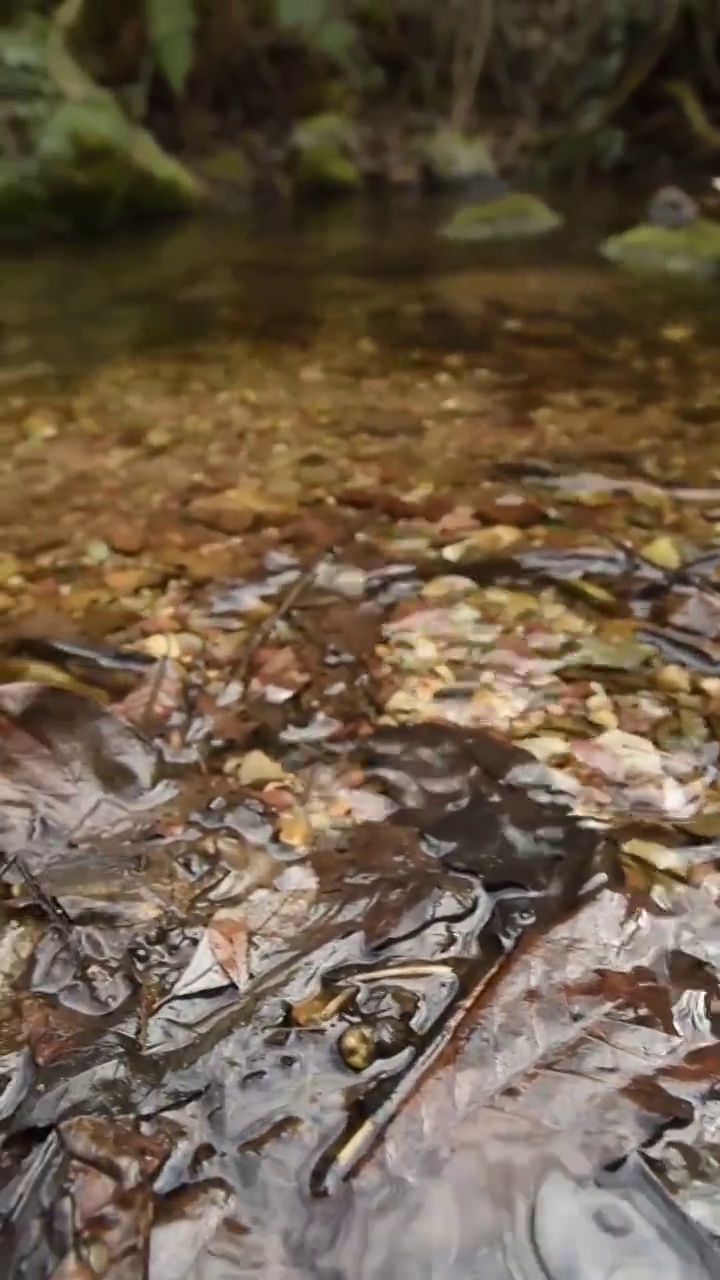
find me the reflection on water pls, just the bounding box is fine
[1,190,720,380]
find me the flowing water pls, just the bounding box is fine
[2,195,720,1279]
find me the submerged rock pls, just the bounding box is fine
[602,188,720,276]
[292,112,361,195]
[439,192,563,242]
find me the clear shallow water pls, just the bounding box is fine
[2,192,720,1279]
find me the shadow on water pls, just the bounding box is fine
[3,189,720,1278]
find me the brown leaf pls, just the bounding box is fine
[187,485,293,535]
[21,996,86,1067]
[0,682,176,855]
[113,659,185,729]
[207,907,250,989]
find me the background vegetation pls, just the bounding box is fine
[2,0,720,237]
[56,0,720,168]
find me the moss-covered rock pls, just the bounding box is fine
[601,218,720,277]
[418,129,496,188]
[291,112,361,195]
[0,19,203,240]
[439,192,563,242]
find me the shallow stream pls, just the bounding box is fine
[2,196,720,1278]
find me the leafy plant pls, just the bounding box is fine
[144,0,197,96]
[274,0,359,67]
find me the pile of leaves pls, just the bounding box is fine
[3,457,720,1272]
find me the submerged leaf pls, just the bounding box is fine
[641,535,682,570]
[0,682,175,851]
[207,907,250,989]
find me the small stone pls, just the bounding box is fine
[585,691,619,729]
[23,412,57,440]
[237,750,289,787]
[655,663,692,694]
[519,735,571,763]
[661,323,693,343]
[338,1024,376,1071]
[421,576,476,600]
[139,632,202,661]
[83,538,112,565]
[147,427,172,449]
[442,525,522,562]
[85,1239,110,1275]
[0,553,21,583]
[277,810,313,849]
[103,519,146,555]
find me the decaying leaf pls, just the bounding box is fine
[207,906,250,989]
[0,682,176,851]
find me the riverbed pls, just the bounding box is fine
[1,198,720,1278]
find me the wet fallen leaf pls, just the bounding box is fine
[7,221,720,1276]
[188,484,293,534]
[567,637,651,671]
[148,1184,231,1280]
[572,728,716,818]
[0,682,176,853]
[207,906,250,989]
[669,590,720,639]
[641,535,682,570]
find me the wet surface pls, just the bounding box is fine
[3,201,720,1277]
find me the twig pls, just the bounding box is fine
[236,558,323,694]
[449,0,495,133]
[310,949,505,1196]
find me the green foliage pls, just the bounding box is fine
[144,0,197,96]
[274,0,359,67]
[292,111,360,192]
[0,14,202,239]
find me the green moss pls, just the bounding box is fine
[293,112,356,153]
[294,145,360,193]
[0,22,202,240]
[439,192,563,241]
[601,219,720,276]
[419,129,496,188]
[292,112,360,194]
